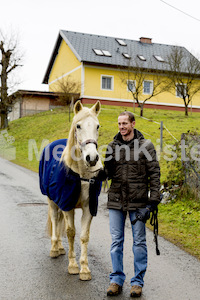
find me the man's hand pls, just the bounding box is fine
[96,169,107,181]
[146,201,159,212]
[135,208,151,223]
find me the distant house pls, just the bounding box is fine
[8,90,79,121]
[42,30,200,112]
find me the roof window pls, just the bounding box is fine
[116,39,127,46]
[138,55,146,61]
[154,55,165,62]
[93,49,112,57]
[93,49,104,56]
[102,50,112,57]
[122,53,131,59]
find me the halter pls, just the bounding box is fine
[74,130,99,177]
[74,135,100,180]
[80,139,98,149]
[75,131,98,150]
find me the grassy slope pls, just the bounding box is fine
[2,104,200,259]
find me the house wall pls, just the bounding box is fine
[9,102,21,122]
[8,96,51,121]
[49,39,82,91]
[83,65,200,108]
[47,39,200,110]
[21,96,50,117]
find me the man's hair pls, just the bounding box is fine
[119,111,135,122]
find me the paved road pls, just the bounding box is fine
[0,157,200,300]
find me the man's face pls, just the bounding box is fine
[118,115,135,138]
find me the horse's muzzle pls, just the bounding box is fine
[86,154,99,166]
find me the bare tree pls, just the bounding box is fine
[54,75,81,105]
[53,76,81,121]
[120,60,168,117]
[166,46,200,116]
[0,30,23,128]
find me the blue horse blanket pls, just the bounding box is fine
[39,139,101,216]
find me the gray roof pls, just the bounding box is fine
[43,30,199,84]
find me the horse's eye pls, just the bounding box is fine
[76,124,81,129]
[97,125,100,130]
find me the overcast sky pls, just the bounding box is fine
[1,0,200,92]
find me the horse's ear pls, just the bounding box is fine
[74,100,83,114]
[91,101,101,116]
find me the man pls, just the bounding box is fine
[100,111,160,297]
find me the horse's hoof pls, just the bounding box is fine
[59,248,66,255]
[50,250,60,258]
[68,266,79,274]
[79,272,92,281]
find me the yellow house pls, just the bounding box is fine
[43,30,200,112]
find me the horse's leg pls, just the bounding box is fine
[47,199,59,257]
[63,210,79,274]
[57,210,66,255]
[79,206,93,281]
[47,199,65,257]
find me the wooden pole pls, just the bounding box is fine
[160,121,163,152]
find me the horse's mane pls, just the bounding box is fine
[61,107,99,168]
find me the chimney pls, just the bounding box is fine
[140,37,152,44]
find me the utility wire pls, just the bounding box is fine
[160,0,200,22]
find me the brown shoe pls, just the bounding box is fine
[130,285,142,297]
[107,282,122,296]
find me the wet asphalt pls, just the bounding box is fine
[0,157,200,300]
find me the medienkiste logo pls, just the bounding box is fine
[0,130,16,161]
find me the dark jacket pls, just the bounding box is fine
[104,129,160,211]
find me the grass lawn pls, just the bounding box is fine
[1,104,200,259]
[154,195,200,258]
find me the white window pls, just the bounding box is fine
[176,83,187,97]
[123,53,131,59]
[102,50,112,57]
[101,76,113,90]
[154,55,165,62]
[93,49,104,56]
[127,80,136,92]
[116,39,127,46]
[143,80,153,94]
[138,55,146,61]
[93,49,112,57]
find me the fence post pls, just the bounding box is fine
[181,133,187,184]
[160,121,163,152]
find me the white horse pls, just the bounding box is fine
[46,100,102,281]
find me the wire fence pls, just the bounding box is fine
[181,132,200,198]
[132,114,200,198]
[133,112,178,153]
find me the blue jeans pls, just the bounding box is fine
[109,209,147,287]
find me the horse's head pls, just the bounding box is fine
[73,100,101,167]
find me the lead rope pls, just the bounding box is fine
[150,208,160,255]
